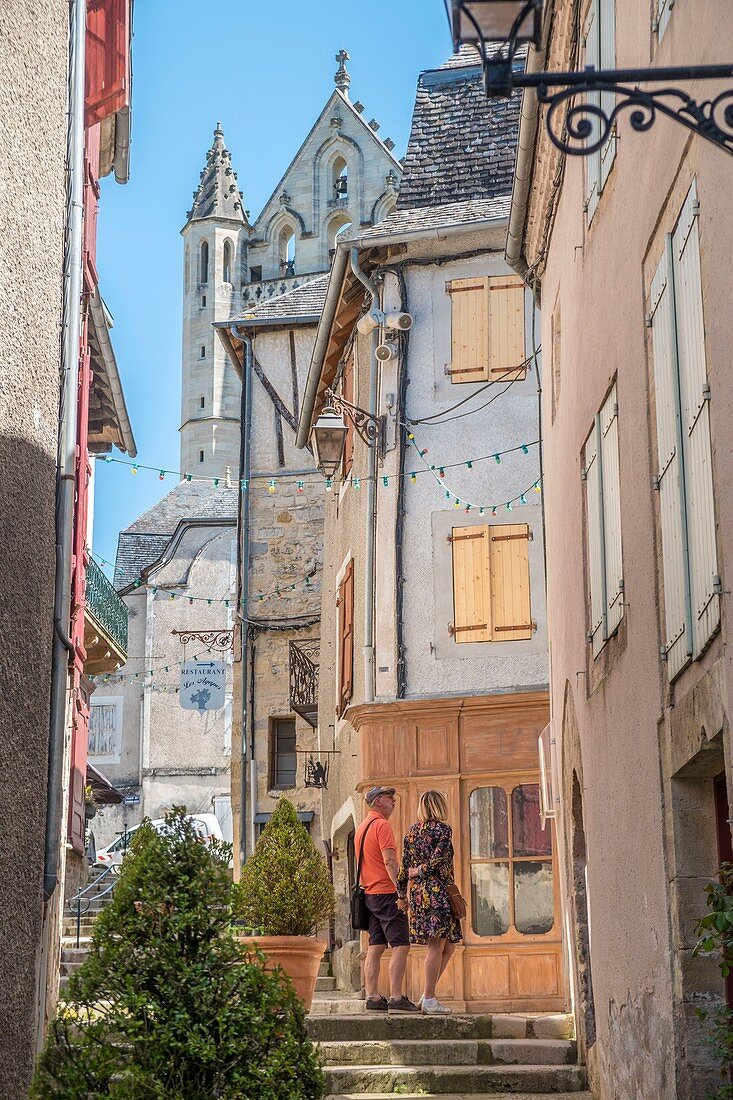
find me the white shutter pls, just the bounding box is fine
[584,422,606,656]
[600,384,623,636]
[651,241,691,679]
[584,1,602,222]
[672,181,720,655]
[599,0,617,188]
[657,0,672,40]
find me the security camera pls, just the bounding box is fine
[375,341,398,362]
[384,311,413,332]
[356,308,385,336]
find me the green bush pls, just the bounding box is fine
[33,808,324,1099]
[693,862,733,1100]
[233,798,335,937]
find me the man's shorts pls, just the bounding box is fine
[364,892,410,947]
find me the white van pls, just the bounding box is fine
[95,813,224,869]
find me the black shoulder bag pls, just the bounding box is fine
[350,818,376,932]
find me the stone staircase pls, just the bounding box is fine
[59,865,117,999]
[307,996,592,1099]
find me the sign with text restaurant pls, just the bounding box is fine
[179,661,226,713]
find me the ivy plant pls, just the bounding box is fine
[693,862,733,1099]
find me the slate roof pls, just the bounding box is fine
[350,195,511,244]
[114,481,238,590]
[231,273,329,326]
[186,124,248,225]
[396,51,522,211]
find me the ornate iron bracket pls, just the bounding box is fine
[324,387,386,454]
[452,0,733,157]
[172,629,233,651]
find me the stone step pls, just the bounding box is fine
[308,1013,574,1042]
[319,958,332,977]
[326,1093,593,1100]
[316,975,337,992]
[319,1039,576,1068]
[323,1065,588,1095]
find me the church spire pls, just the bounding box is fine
[185,123,247,225]
[334,49,350,96]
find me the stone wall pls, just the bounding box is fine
[0,3,69,1093]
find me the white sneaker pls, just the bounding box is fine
[421,998,452,1015]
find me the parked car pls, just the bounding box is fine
[95,813,224,869]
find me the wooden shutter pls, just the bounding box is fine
[600,384,623,636]
[85,0,131,127]
[651,241,691,678]
[337,561,354,715]
[67,688,90,853]
[488,524,533,640]
[446,277,490,382]
[342,353,355,479]
[583,0,602,222]
[488,277,527,379]
[672,182,720,655]
[584,421,607,656]
[450,526,491,642]
[599,0,617,189]
[657,0,672,39]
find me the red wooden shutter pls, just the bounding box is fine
[338,561,354,716]
[85,0,131,127]
[67,684,90,853]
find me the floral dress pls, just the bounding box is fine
[396,820,462,944]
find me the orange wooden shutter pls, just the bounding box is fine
[446,278,490,383]
[450,526,491,642]
[338,561,354,715]
[488,276,527,379]
[488,524,533,640]
[85,0,131,127]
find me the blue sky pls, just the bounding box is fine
[93,0,450,572]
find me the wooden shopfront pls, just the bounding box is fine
[348,692,565,1013]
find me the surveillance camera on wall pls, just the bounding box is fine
[356,308,386,336]
[375,341,398,362]
[384,311,413,332]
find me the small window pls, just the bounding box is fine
[200,345,206,359]
[450,523,533,643]
[200,239,209,284]
[446,276,526,383]
[199,450,205,463]
[201,295,207,307]
[332,155,348,199]
[270,718,297,789]
[199,396,205,409]
[223,239,232,283]
[279,226,296,275]
[250,266,262,283]
[470,783,554,938]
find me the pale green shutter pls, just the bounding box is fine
[583,1,601,222]
[600,384,623,636]
[599,0,617,188]
[584,422,606,655]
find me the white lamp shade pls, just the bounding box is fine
[312,407,348,478]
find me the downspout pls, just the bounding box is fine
[231,326,254,867]
[349,248,380,704]
[45,0,86,903]
[505,39,548,278]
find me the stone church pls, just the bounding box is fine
[91,53,400,854]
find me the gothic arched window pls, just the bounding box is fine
[200,239,209,284]
[328,214,352,252]
[223,240,232,283]
[279,226,296,275]
[332,156,348,200]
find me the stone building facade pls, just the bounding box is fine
[296,53,561,1011]
[506,1,733,1095]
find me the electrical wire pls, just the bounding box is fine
[406,352,540,425]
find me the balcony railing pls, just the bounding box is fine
[85,557,128,656]
[289,639,320,728]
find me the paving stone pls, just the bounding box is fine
[323,1063,588,1094]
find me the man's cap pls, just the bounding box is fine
[365,786,396,805]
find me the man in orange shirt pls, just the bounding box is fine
[354,786,418,1013]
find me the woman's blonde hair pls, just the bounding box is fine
[417,790,448,823]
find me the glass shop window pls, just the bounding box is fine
[469,782,554,937]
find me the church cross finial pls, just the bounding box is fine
[334,49,351,96]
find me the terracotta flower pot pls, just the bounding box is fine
[238,935,327,1011]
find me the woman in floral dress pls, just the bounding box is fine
[397,790,462,1015]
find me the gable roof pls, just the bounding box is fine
[396,51,522,210]
[114,481,238,590]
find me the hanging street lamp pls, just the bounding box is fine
[311,406,349,478]
[445,0,733,157]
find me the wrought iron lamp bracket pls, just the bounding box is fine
[453,0,733,157]
[172,629,233,651]
[324,387,386,454]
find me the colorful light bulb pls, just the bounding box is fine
[268,478,277,494]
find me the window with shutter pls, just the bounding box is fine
[85,0,131,128]
[583,383,624,657]
[446,276,527,383]
[657,0,672,40]
[450,524,533,642]
[337,561,354,715]
[584,0,616,222]
[651,181,719,678]
[341,352,355,479]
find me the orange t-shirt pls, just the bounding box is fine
[355,810,398,895]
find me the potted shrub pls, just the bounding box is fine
[233,798,335,1011]
[33,809,324,1099]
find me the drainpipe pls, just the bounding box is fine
[45,0,86,904]
[231,326,254,867]
[349,248,380,704]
